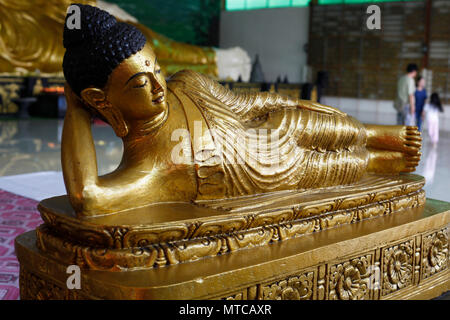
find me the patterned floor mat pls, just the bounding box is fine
[0,189,42,300]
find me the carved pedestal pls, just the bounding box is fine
[15,174,450,299]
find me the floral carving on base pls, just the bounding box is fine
[382,240,414,295]
[20,268,66,300]
[260,271,314,300]
[20,267,88,300]
[329,254,372,300]
[422,228,449,280]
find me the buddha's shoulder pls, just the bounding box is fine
[167,70,210,88]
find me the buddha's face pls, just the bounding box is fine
[104,43,167,121]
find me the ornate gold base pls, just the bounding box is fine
[33,174,426,270]
[16,197,449,300]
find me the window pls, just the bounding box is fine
[225,0,417,11]
[225,0,311,11]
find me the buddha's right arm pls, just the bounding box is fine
[174,70,344,122]
[61,86,100,212]
[218,88,346,120]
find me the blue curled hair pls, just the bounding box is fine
[62,4,146,96]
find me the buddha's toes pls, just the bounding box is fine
[398,126,422,172]
[367,148,420,174]
[401,153,421,172]
[365,125,422,174]
[365,124,422,156]
[402,126,422,156]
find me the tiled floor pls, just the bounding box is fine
[0,101,449,201]
[0,118,122,177]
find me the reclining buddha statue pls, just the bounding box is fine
[62,5,421,217]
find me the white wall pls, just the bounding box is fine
[219,7,309,83]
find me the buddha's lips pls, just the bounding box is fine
[152,92,165,104]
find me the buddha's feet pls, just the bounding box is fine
[365,125,421,174]
[367,149,421,173]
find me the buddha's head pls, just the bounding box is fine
[63,4,167,137]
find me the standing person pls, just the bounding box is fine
[424,92,444,148]
[394,63,418,125]
[414,76,427,131]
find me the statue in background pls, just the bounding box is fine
[61,5,421,217]
[0,0,218,77]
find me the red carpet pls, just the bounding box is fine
[0,189,42,300]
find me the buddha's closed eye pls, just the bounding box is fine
[132,69,162,89]
[133,78,148,89]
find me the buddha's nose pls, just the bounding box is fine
[150,73,163,93]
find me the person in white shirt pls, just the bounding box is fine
[394,64,418,125]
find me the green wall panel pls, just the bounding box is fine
[106,0,221,46]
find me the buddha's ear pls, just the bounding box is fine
[80,88,107,109]
[80,87,129,138]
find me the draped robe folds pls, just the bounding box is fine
[168,70,369,200]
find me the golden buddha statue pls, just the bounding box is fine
[17,4,450,302]
[62,5,421,217]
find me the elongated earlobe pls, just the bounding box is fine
[80,88,129,137]
[98,103,129,137]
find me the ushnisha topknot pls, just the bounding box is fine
[63,3,146,96]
